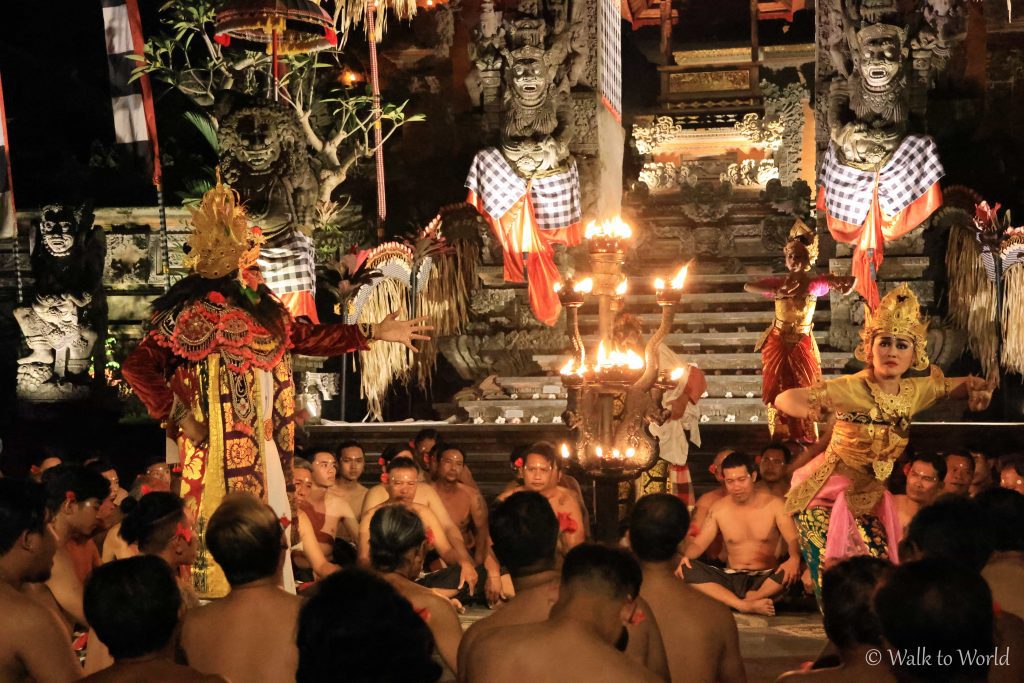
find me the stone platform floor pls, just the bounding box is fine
[456,605,826,682]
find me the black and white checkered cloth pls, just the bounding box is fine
[464,148,581,230]
[258,228,316,295]
[600,0,622,121]
[818,134,944,226]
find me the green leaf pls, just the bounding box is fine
[183,111,220,153]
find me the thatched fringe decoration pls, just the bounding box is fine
[1001,267,1024,375]
[337,0,417,44]
[946,224,998,377]
[358,276,414,421]
[415,238,479,390]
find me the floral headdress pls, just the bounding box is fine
[855,283,930,371]
[785,219,819,267]
[183,173,265,283]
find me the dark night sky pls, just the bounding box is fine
[0,1,174,208]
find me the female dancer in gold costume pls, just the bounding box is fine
[745,222,854,442]
[775,284,995,601]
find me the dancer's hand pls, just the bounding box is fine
[374,312,433,352]
[674,555,692,579]
[966,371,997,412]
[179,414,208,446]
[777,277,802,297]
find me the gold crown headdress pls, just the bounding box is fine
[785,219,819,266]
[184,175,264,282]
[855,283,930,370]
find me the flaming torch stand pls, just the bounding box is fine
[559,220,687,541]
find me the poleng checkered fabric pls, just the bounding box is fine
[464,148,581,230]
[258,228,316,295]
[600,0,622,121]
[818,134,944,226]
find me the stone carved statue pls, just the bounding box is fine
[219,101,318,234]
[823,0,965,167]
[15,204,105,400]
[219,100,320,319]
[500,44,571,175]
[817,0,964,309]
[466,0,581,164]
[830,21,909,168]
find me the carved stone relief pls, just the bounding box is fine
[15,204,106,401]
[632,116,685,156]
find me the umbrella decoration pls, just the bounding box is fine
[214,0,338,98]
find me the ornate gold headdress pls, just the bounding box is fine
[855,283,930,370]
[183,176,264,282]
[785,219,819,266]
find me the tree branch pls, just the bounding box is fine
[299,112,326,153]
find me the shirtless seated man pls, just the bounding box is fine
[414,429,477,488]
[0,479,82,683]
[502,444,589,533]
[329,440,369,517]
[361,445,472,557]
[182,494,302,683]
[943,451,975,497]
[82,556,223,682]
[463,544,664,683]
[359,456,478,594]
[304,451,359,565]
[430,444,504,604]
[678,452,801,616]
[894,452,945,533]
[496,442,586,551]
[629,494,747,683]
[686,448,733,562]
[30,464,110,633]
[756,444,792,499]
[458,492,668,682]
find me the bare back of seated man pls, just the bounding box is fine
[458,492,667,682]
[370,504,464,673]
[330,440,369,518]
[678,452,801,616]
[82,556,224,683]
[0,479,82,683]
[181,494,301,683]
[463,544,664,683]
[629,494,748,683]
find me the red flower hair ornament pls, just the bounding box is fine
[380,473,389,484]
[514,457,524,469]
[175,523,193,543]
[65,491,77,504]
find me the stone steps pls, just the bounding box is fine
[579,330,829,348]
[534,351,851,372]
[577,310,830,327]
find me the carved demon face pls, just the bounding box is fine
[510,56,548,107]
[233,113,282,174]
[856,25,905,90]
[39,208,78,258]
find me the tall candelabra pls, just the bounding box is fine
[557,217,688,540]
